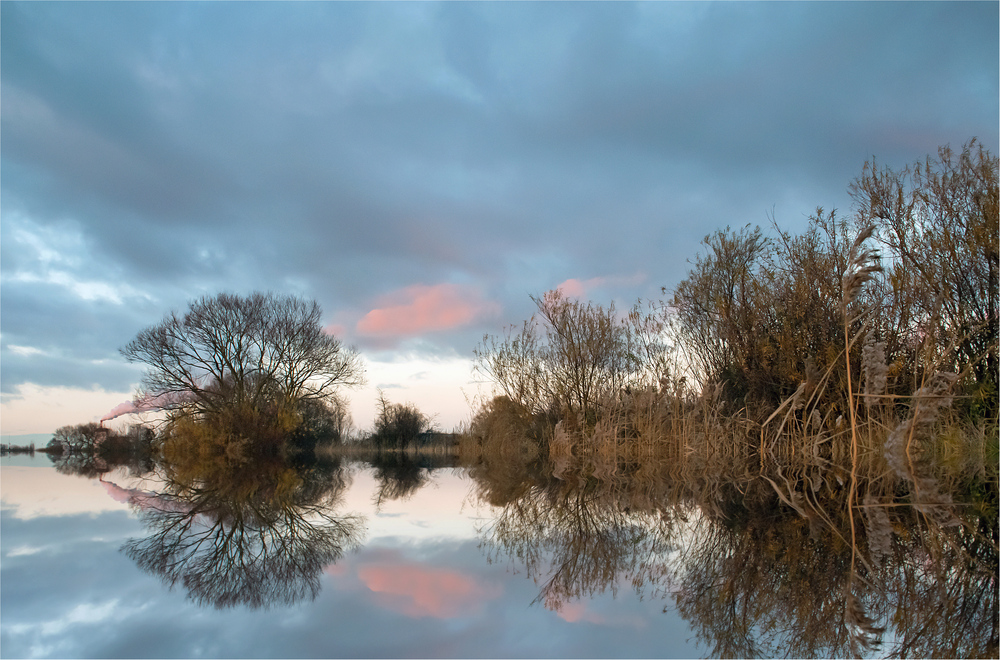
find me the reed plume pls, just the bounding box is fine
[882,371,961,527]
[845,592,885,656]
[841,223,884,654]
[861,491,893,565]
[841,224,881,317]
[861,335,888,415]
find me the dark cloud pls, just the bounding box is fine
[2,1,996,410]
[0,350,140,395]
[0,283,148,393]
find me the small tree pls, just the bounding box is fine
[291,395,354,450]
[121,292,365,447]
[475,290,670,429]
[370,390,429,449]
[49,423,103,454]
[670,224,773,403]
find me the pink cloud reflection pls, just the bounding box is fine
[100,480,191,514]
[356,283,499,338]
[358,562,501,618]
[555,600,606,624]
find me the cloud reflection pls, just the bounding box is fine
[2,461,706,658]
[358,554,502,619]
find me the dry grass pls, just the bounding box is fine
[460,222,996,656]
[462,142,998,654]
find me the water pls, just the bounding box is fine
[0,454,703,659]
[2,449,996,659]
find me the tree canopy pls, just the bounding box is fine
[121,292,364,444]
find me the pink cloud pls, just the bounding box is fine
[358,562,501,618]
[555,273,647,300]
[323,322,348,339]
[357,283,499,338]
[556,277,602,299]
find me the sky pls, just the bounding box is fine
[2,1,997,435]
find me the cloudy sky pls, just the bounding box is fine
[2,1,997,435]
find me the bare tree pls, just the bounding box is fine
[474,290,669,424]
[121,292,364,423]
[370,389,429,449]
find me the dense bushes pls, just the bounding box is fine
[670,139,997,419]
[474,291,671,433]
[368,391,430,449]
[46,422,156,476]
[851,139,998,415]
[471,139,998,460]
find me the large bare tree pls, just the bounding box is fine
[121,292,364,422]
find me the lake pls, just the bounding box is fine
[1,449,995,658]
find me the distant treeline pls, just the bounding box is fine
[0,443,40,455]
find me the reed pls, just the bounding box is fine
[463,140,997,655]
[840,224,886,653]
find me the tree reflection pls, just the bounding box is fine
[670,482,860,658]
[369,452,431,509]
[119,451,365,609]
[469,447,998,658]
[475,456,677,613]
[885,514,998,658]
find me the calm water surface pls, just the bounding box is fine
[1,454,702,659]
[1,449,995,658]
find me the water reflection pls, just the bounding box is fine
[467,447,998,658]
[112,453,364,609]
[477,468,674,613]
[369,453,434,510]
[29,426,997,657]
[368,451,459,509]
